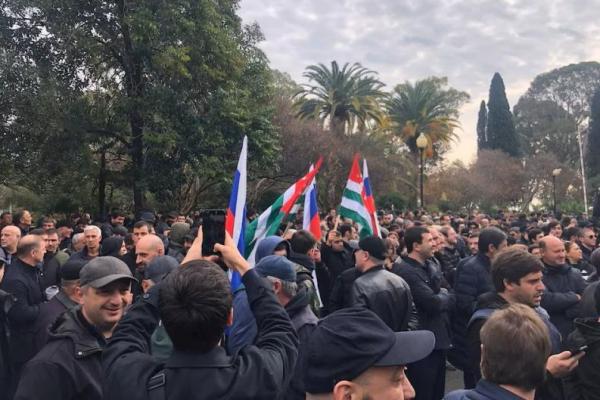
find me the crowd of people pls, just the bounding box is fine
[0,207,600,400]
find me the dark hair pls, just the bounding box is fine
[527,228,543,244]
[111,209,126,218]
[133,220,152,230]
[492,247,543,292]
[12,209,28,224]
[543,221,561,235]
[478,227,507,254]
[290,230,317,254]
[159,260,232,353]
[338,224,353,239]
[480,304,550,390]
[0,211,10,219]
[45,228,58,236]
[528,244,540,253]
[404,226,430,253]
[29,228,46,236]
[564,241,578,253]
[563,227,581,241]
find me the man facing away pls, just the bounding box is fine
[102,231,298,400]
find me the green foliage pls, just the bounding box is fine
[294,61,385,136]
[486,73,520,157]
[377,192,408,211]
[586,88,600,179]
[1,0,278,214]
[476,100,487,153]
[385,76,469,159]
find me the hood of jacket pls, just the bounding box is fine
[169,222,190,246]
[255,236,290,262]
[48,306,105,358]
[285,287,311,316]
[289,251,315,272]
[571,318,600,347]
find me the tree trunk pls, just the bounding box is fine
[98,150,107,220]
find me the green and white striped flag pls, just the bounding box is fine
[338,154,373,239]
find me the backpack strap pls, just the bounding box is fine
[467,308,495,328]
[147,371,166,400]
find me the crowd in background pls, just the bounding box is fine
[0,206,600,400]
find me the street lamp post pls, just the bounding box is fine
[416,132,428,209]
[552,168,562,216]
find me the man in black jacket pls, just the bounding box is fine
[102,232,298,400]
[256,254,318,400]
[451,227,507,388]
[351,235,413,332]
[0,235,45,396]
[540,235,587,338]
[393,226,454,400]
[565,283,600,400]
[289,230,321,315]
[14,256,135,400]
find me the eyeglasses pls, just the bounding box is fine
[587,235,597,239]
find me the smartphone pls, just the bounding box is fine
[571,345,588,355]
[200,209,226,256]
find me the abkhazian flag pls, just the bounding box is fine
[362,159,380,237]
[303,164,321,241]
[245,158,323,265]
[338,154,373,239]
[225,136,247,290]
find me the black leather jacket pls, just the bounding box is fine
[350,265,414,332]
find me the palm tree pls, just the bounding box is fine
[385,76,469,159]
[294,61,385,136]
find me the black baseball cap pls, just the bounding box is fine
[304,307,435,394]
[79,256,137,288]
[60,259,87,281]
[358,235,387,261]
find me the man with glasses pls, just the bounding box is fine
[578,227,597,267]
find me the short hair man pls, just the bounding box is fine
[352,236,413,332]
[0,211,12,229]
[41,216,56,230]
[33,258,86,349]
[256,254,318,399]
[578,226,597,265]
[467,233,479,255]
[289,230,321,315]
[135,234,165,270]
[539,235,586,338]
[466,247,581,389]
[15,256,136,400]
[0,225,21,265]
[446,304,552,400]
[69,225,102,262]
[303,307,435,400]
[528,228,544,245]
[0,235,46,394]
[102,232,299,400]
[546,221,563,239]
[13,208,32,236]
[393,226,454,400]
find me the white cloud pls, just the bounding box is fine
[239,0,600,163]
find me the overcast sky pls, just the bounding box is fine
[238,0,600,163]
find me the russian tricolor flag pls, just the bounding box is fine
[226,136,247,290]
[302,164,321,241]
[362,159,381,237]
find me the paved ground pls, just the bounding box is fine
[445,367,464,394]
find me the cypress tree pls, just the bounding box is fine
[486,73,520,157]
[477,100,487,153]
[586,87,600,178]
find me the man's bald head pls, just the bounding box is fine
[135,234,165,269]
[1,225,21,253]
[16,234,45,264]
[539,235,566,267]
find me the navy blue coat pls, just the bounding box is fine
[393,256,454,349]
[445,379,526,400]
[541,263,587,339]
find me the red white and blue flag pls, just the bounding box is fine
[362,158,381,237]
[225,136,247,290]
[302,164,321,241]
